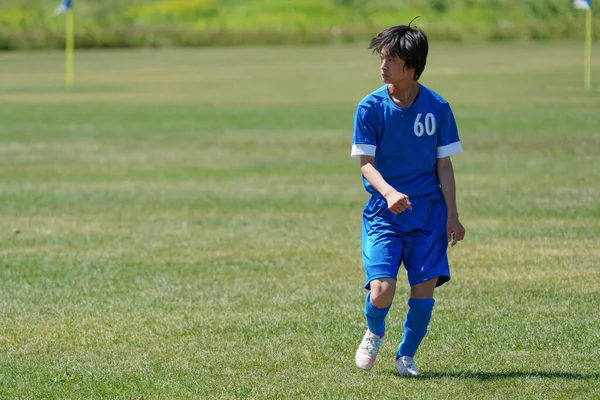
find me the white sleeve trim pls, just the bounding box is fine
[351,144,377,159]
[436,141,463,158]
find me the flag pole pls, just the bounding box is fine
[65,8,74,88]
[585,8,592,91]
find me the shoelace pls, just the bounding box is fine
[362,336,382,355]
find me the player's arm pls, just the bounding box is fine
[360,155,412,214]
[436,156,465,246]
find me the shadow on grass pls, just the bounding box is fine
[384,371,600,380]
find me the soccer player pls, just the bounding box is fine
[352,23,465,377]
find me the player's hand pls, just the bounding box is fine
[384,190,412,214]
[447,216,465,247]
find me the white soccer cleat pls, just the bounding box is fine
[395,355,419,377]
[355,330,384,370]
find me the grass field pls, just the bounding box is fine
[1,42,600,399]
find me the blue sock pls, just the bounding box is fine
[364,292,391,337]
[397,298,435,358]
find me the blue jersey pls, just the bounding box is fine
[351,84,462,197]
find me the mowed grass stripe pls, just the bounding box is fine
[1,43,599,398]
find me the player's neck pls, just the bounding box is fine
[388,81,420,108]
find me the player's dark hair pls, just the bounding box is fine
[368,19,429,80]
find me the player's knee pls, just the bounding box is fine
[371,291,393,308]
[370,285,395,308]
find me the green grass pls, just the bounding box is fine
[1,42,600,399]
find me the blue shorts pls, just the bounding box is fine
[362,188,450,290]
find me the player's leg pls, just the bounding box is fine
[395,278,438,376]
[356,198,403,370]
[356,278,396,370]
[366,278,396,335]
[395,190,450,376]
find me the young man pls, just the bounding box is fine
[352,23,465,377]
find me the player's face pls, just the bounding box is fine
[379,47,415,85]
